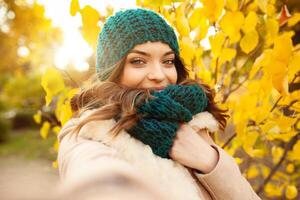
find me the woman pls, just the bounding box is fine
[57,8,261,200]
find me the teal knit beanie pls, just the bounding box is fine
[96,8,179,80]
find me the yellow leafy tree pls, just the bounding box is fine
[38,0,300,199]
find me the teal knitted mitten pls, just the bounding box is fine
[127,84,208,158]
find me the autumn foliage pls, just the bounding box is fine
[38,0,300,199]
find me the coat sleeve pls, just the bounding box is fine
[56,118,168,200]
[192,144,261,200]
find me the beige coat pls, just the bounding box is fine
[57,109,261,200]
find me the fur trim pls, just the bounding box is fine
[188,111,219,132]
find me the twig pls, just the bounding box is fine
[222,44,263,103]
[58,68,80,88]
[270,73,299,112]
[214,38,228,84]
[41,112,60,126]
[222,133,237,148]
[270,96,282,112]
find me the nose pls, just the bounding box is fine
[147,62,165,82]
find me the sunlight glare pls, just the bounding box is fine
[55,27,93,71]
[38,0,136,72]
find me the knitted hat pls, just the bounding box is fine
[96,8,179,80]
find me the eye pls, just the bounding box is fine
[164,59,175,65]
[130,58,145,65]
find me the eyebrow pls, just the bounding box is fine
[128,49,175,57]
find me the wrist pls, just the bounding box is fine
[195,145,219,174]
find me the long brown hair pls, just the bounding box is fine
[70,54,229,137]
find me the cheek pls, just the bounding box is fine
[167,67,178,84]
[120,67,147,87]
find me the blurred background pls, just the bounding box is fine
[0,0,299,199]
[0,0,135,199]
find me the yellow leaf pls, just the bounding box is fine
[80,5,100,47]
[272,69,289,96]
[286,163,295,173]
[242,131,259,156]
[189,8,204,30]
[265,60,289,95]
[33,110,42,124]
[176,15,190,36]
[220,11,244,43]
[209,32,226,57]
[40,121,50,139]
[266,131,297,142]
[194,47,204,67]
[265,18,279,46]
[192,20,209,41]
[202,0,224,23]
[261,164,270,178]
[70,0,80,16]
[52,126,61,135]
[225,0,238,11]
[242,11,258,33]
[246,2,258,12]
[55,96,73,126]
[276,115,297,132]
[272,33,293,64]
[250,50,272,79]
[288,51,300,79]
[52,160,58,169]
[247,165,259,179]
[265,183,284,197]
[61,103,73,126]
[175,3,190,37]
[234,157,243,165]
[41,68,65,106]
[286,185,298,199]
[179,36,196,66]
[219,48,236,65]
[162,8,175,25]
[253,149,265,158]
[240,30,259,54]
[53,140,59,153]
[196,68,212,84]
[263,34,293,95]
[253,95,272,123]
[288,12,300,27]
[290,140,300,161]
[67,88,79,99]
[257,0,275,16]
[272,146,283,163]
[273,171,289,181]
[210,57,217,72]
[266,4,276,16]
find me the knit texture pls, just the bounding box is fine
[96,8,179,80]
[127,84,208,158]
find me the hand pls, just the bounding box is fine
[169,124,219,173]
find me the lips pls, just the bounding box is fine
[153,87,166,91]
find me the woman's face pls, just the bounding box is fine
[119,41,178,91]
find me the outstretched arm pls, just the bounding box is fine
[57,118,168,200]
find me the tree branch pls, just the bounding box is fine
[256,133,300,195]
[214,38,228,84]
[222,43,263,103]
